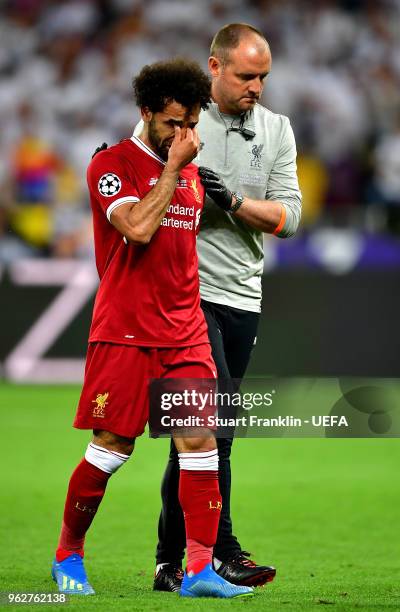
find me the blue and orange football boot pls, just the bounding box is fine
[51,553,95,595]
[180,563,254,598]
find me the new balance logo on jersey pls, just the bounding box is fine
[148,177,187,188]
[98,173,121,196]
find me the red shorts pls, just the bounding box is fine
[74,342,216,438]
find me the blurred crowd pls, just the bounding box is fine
[0,0,400,262]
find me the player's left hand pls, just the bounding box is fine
[198,167,233,211]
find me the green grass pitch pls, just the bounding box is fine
[1,383,400,610]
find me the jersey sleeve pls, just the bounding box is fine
[87,150,140,222]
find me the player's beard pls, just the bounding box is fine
[148,118,171,161]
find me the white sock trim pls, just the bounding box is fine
[178,448,218,471]
[85,442,130,474]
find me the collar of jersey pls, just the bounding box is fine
[130,135,166,165]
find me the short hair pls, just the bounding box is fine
[210,23,268,65]
[133,58,211,113]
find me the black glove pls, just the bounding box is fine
[198,166,233,211]
[92,142,108,158]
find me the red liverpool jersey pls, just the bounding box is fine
[86,135,208,348]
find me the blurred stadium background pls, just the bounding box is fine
[1,0,400,381]
[1,4,399,607]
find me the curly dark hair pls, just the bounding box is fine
[133,58,211,113]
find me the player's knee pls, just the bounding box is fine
[175,434,216,453]
[173,428,216,453]
[87,431,135,474]
[93,429,135,455]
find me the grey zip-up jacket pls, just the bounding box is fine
[195,102,301,312]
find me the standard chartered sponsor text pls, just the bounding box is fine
[161,204,196,230]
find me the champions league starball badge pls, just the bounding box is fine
[98,173,122,197]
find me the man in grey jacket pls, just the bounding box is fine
[153,23,302,592]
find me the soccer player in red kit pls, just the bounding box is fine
[51,59,253,599]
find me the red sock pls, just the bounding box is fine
[178,469,222,575]
[56,458,111,562]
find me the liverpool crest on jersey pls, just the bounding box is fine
[92,392,109,418]
[190,179,202,203]
[250,144,264,169]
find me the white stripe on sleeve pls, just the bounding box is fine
[106,196,140,222]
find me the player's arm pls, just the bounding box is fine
[198,119,302,238]
[111,127,199,244]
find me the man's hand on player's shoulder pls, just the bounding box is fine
[92,142,108,158]
[166,127,200,173]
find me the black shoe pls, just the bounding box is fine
[215,551,276,588]
[153,563,184,592]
